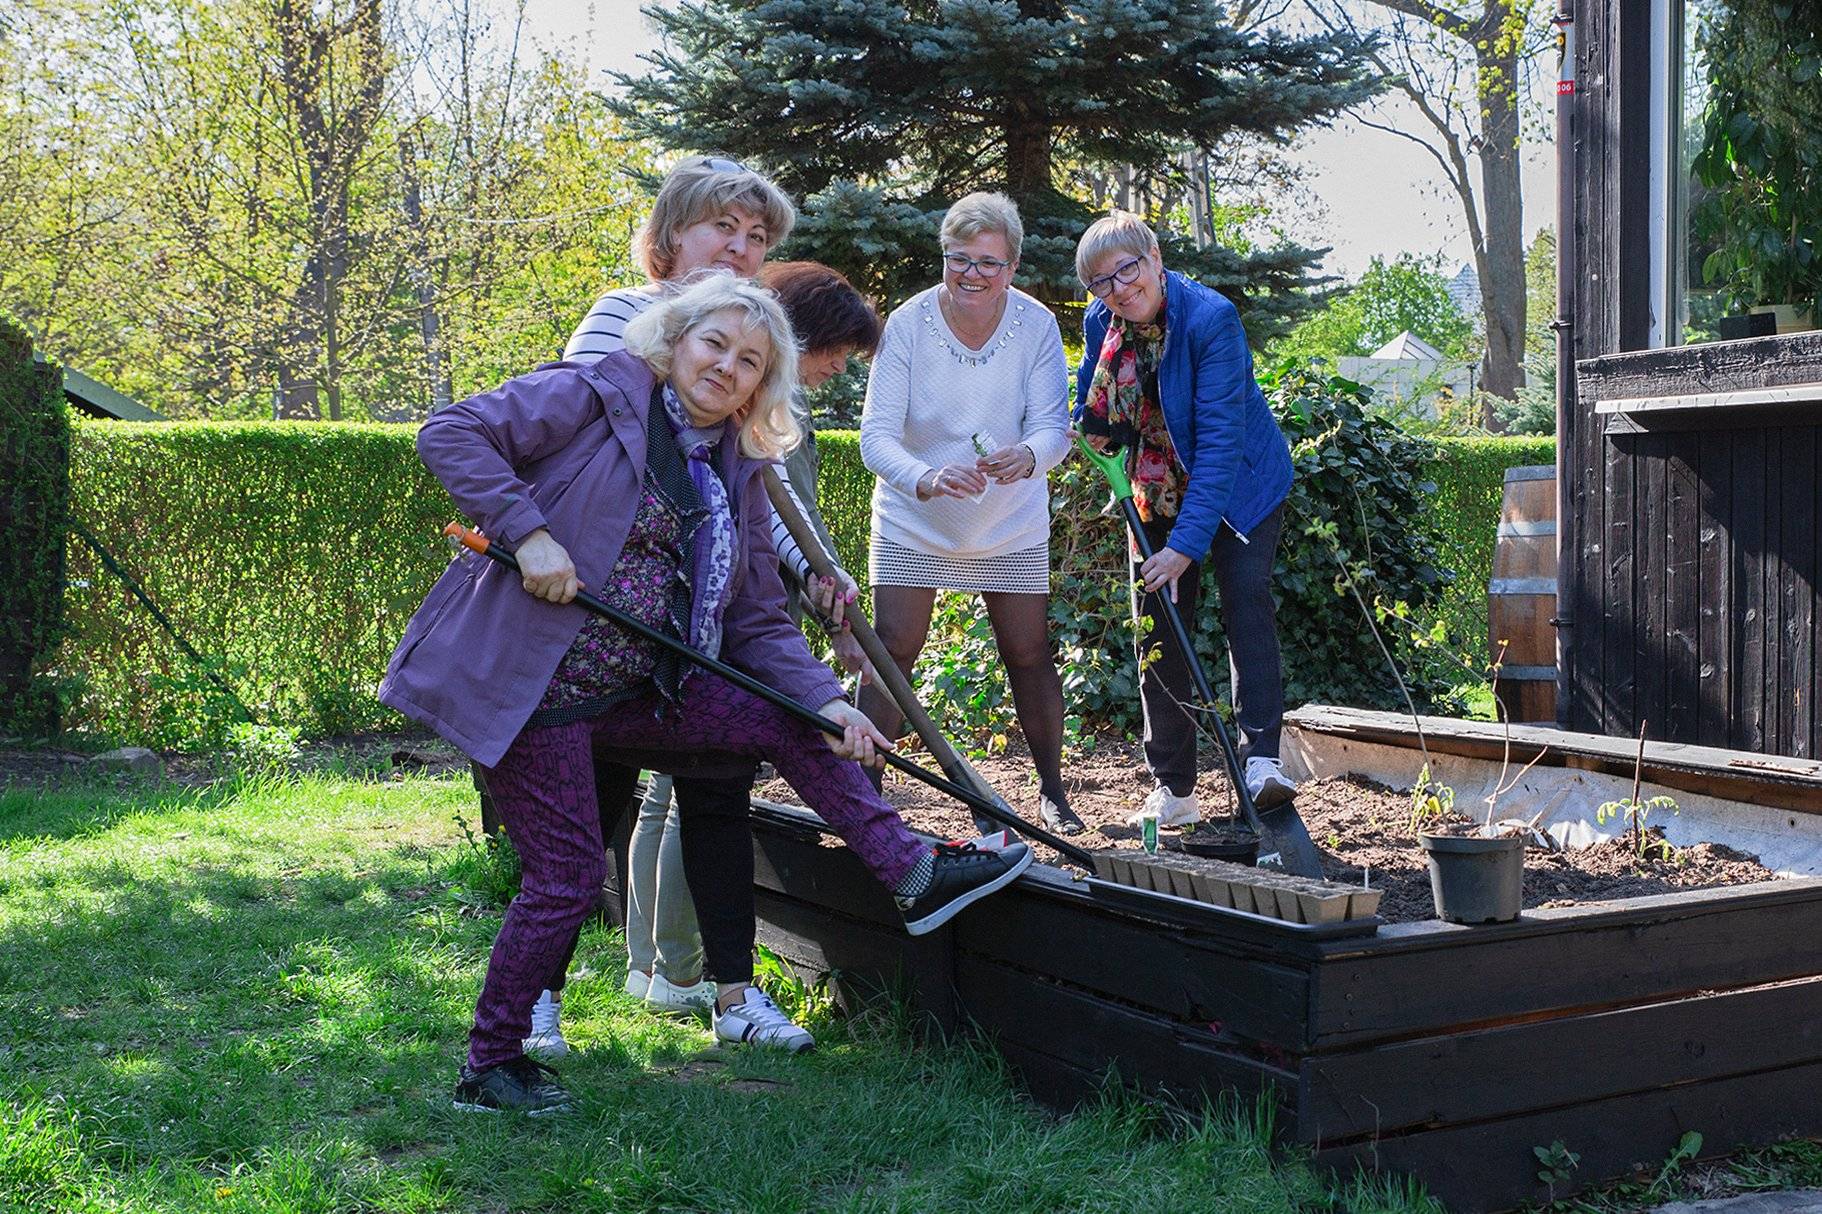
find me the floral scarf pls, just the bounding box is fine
[661,385,737,665]
[1077,285,1185,522]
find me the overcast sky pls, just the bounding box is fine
[503,0,1556,281]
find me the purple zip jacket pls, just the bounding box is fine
[379,351,844,767]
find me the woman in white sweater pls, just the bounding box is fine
[858,192,1084,835]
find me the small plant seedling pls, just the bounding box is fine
[1598,794,1680,860]
[1534,1139,1581,1197]
[1599,721,1680,860]
[1409,763,1456,834]
[971,431,994,457]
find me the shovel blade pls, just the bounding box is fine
[1253,803,1325,878]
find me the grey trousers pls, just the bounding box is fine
[1132,506,1286,796]
[623,774,705,982]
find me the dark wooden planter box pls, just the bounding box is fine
[700,801,1822,1213]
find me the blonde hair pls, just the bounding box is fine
[1075,210,1160,283]
[634,155,797,282]
[940,191,1023,262]
[623,276,803,460]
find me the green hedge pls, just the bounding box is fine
[0,317,71,738]
[58,417,1553,747]
[1421,436,1557,671]
[61,421,455,746]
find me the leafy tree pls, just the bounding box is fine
[1306,0,1555,409]
[611,0,1381,342]
[1272,252,1475,366]
[0,0,654,420]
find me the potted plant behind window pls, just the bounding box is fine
[1690,0,1822,338]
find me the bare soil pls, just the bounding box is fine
[758,731,1780,924]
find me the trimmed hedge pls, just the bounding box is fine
[0,317,71,738]
[59,417,1553,746]
[62,421,454,746]
[1422,435,1557,671]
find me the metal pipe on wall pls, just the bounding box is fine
[1552,0,1576,731]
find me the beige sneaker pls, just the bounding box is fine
[1126,785,1200,830]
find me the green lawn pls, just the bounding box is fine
[0,765,1439,1214]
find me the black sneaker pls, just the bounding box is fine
[1039,795,1086,837]
[452,1056,576,1116]
[896,841,1033,936]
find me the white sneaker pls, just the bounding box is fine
[1244,757,1298,810]
[713,987,815,1053]
[644,972,714,1018]
[623,970,651,1000]
[522,989,569,1060]
[1126,785,1200,829]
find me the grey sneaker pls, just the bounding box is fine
[452,1056,575,1116]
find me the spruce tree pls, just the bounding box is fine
[611,0,1378,338]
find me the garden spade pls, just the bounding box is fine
[441,522,1098,870]
[1074,437,1325,878]
[761,466,1021,839]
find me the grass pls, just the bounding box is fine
[0,764,1445,1214]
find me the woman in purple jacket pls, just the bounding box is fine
[382,276,1030,1115]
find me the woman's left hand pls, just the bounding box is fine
[818,698,894,768]
[807,567,859,628]
[976,443,1036,484]
[1140,546,1193,603]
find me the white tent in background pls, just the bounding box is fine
[1338,329,1477,419]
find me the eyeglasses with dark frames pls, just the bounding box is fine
[1082,256,1145,298]
[942,252,1011,278]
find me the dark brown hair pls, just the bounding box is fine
[759,261,883,358]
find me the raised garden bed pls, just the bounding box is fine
[723,714,1822,1211]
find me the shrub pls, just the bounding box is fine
[62,421,454,747]
[1420,434,1556,673]
[0,316,71,738]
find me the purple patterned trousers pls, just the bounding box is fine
[468,675,927,1069]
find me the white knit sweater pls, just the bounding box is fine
[860,286,1071,559]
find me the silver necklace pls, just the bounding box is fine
[923,293,1025,368]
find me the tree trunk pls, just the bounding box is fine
[1476,36,1527,412]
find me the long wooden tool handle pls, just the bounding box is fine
[443,522,1097,869]
[760,468,1015,817]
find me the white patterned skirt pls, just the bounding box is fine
[869,534,1051,594]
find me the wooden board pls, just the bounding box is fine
[1299,974,1822,1141]
[1314,1054,1822,1214]
[1306,880,1822,1048]
[954,954,1297,1108]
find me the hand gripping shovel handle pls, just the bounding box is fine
[759,469,1023,831]
[443,523,1097,870]
[1073,439,1325,877]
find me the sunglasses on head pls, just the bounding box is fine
[703,156,749,175]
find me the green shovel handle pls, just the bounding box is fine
[1073,434,1132,500]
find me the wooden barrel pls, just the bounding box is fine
[1488,465,1557,724]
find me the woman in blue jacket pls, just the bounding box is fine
[1072,211,1299,829]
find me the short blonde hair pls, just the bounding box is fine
[623,275,803,460]
[940,191,1023,262]
[635,155,797,282]
[1075,210,1160,283]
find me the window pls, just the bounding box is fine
[1660,0,1821,347]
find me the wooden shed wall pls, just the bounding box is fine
[1563,2,1822,754]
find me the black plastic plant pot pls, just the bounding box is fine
[1180,824,1260,866]
[1419,832,1526,924]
